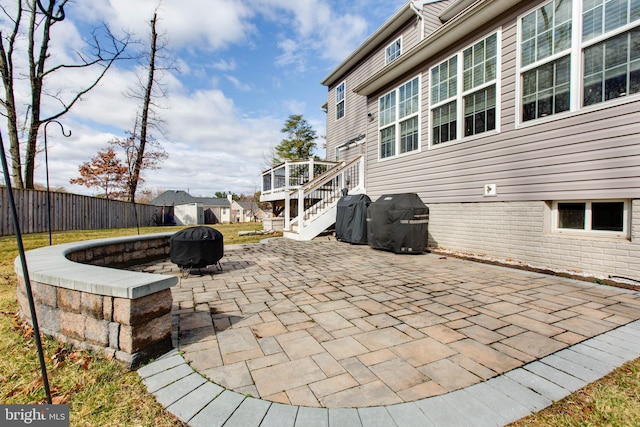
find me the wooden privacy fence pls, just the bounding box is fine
[0,187,160,236]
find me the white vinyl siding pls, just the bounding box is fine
[378,76,420,159]
[431,32,500,146]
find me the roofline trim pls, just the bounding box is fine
[353,0,520,96]
[321,1,442,88]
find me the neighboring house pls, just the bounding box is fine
[231,200,263,223]
[149,190,232,225]
[316,0,640,280]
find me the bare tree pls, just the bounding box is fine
[109,122,168,202]
[126,10,173,203]
[0,0,130,188]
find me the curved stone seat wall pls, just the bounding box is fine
[14,233,178,369]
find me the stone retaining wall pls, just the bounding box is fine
[15,233,178,369]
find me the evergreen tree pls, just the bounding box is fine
[273,114,317,165]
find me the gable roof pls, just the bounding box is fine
[196,197,231,207]
[237,201,260,212]
[321,0,445,88]
[149,190,196,206]
[353,0,521,96]
[149,190,231,207]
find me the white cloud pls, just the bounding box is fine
[3,0,392,197]
[83,0,256,51]
[254,0,372,72]
[282,100,307,116]
[212,59,237,72]
[225,75,252,92]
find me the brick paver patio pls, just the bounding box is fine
[139,237,640,409]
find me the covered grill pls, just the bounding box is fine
[170,226,224,275]
[367,193,429,254]
[336,194,371,245]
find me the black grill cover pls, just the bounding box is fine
[367,193,429,254]
[336,194,371,244]
[170,226,224,268]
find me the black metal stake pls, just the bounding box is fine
[0,131,52,403]
[43,120,71,245]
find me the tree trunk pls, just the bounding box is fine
[24,0,55,189]
[0,2,25,188]
[129,12,158,202]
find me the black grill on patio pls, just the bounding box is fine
[170,226,224,275]
[367,193,429,254]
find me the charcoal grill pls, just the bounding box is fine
[170,226,224,276]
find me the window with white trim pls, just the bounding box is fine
[378,76,420,159]
[336,82,345,120]
[430,32,499,146]
[519,0,640,122]
[385,37,402,64]
[520,0,572,121]
[552,200,628,237]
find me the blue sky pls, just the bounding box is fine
[1,0,406,198]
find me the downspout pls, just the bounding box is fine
[410,1,425,40]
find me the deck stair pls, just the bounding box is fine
[283,156,364,241]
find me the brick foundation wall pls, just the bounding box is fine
[428,200,640,281]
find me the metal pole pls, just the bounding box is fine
[43,120,71,245]
[0,131,52,403]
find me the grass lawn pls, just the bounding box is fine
[1,224,639,426]
[0,223,269,426]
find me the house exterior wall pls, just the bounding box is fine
[429,200,640,280]
[324,0,640,280]
[326,8,430,164]
[365,2,640,203]
[421,0,454,37]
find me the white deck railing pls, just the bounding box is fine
[288,156,364,240]
[261,159,339,200]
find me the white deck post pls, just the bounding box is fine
[284,192,291,230]
[298,188,305,230]
[284,161,290,191]
[309,157,314,181]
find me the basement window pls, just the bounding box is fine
[552,200,628,237]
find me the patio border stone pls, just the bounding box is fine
[139,320,640,426]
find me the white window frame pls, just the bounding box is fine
[551,199,629,238]
[336,81,345,121]
[385,37,402,64]
[377,76,421,160]
[429,31,501,148]
[516,0,640,126]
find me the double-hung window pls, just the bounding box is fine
[520,0,572,121]
[386,38,402,64]
[463,34,498,136]
[582,0,640,105]
[378,77,420,159]
[519,0,640,122]
[430,32,499,146]
[336,82,345,120]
